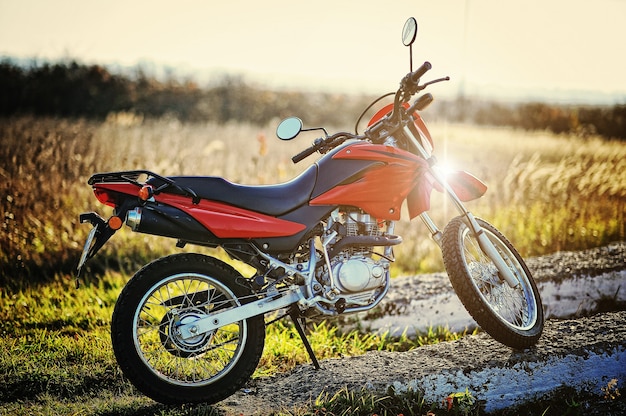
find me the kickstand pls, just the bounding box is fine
[289,308,321,370]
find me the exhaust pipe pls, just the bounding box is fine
[125,206,216,243]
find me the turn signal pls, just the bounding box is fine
[138,185,154,201]
[108,216,123,230]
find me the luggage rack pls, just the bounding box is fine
[87,170,200,204]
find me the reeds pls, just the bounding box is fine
[1,117,624,282]
[393,124,625,273]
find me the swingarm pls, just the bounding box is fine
[176,285,305,340]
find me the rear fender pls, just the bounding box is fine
[93,182,140,207]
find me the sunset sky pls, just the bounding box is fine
[1,0,625,103]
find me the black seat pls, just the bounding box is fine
[153,164,318,216]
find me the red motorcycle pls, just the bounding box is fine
[78,17,543,405]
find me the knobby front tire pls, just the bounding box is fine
[111,253,265,404]
[442,216,544,349]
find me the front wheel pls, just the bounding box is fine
[111,253,265,404]
[442,216,543,349]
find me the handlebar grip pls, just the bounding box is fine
[292,145,319,163]
[408,93,434,113]
[410,61,432,83]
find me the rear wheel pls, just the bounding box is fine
[111,253,265,404]
[442,216,543,349]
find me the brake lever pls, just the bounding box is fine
[421,76,450,89]
[401,76,449,102]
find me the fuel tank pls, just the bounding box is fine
[310,141,432,220]
[253,141,433,253]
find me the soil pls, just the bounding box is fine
[216,242,626,415]
[361,241,626,335]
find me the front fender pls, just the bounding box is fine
[445,170,488,202]
[406,170,487,218]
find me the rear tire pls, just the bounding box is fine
[111,253,265,404]
[442,216,543,349]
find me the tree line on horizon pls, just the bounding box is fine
[1,60,624,139]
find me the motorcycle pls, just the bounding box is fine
[77,17,543,405]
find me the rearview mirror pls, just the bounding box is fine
[402,17,418,46]
[276,117,303,140]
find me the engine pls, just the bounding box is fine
[311,209,398,315]
[332,255,386,293]
[330,211,387,293]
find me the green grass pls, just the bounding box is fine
[3,273,622,415]
[259,320,472,377]
[0,272,475,415]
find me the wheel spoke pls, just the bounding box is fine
[442,217,543,348]
[132,273,247,386]
[111,254,266,404]
[460,224,538,331]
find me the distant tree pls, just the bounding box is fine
[0,60,623,139]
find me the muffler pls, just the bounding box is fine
[125,205,215,243]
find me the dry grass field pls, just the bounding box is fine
[1,115,624,282]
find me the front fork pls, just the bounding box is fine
[403,123,519,289]
[419,208,519,289]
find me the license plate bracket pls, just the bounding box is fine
[76,212,112,276]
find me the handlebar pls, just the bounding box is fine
[290,62,447,163]
[408,61,432,84]
[292,142,322,163]
[399,61,432,98]
[390,60,433,120]
[407,93,434,114]
[292,133,362,163]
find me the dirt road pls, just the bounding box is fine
[219,243,626,414]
